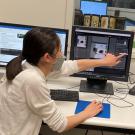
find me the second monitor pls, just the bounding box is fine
[0,22,68,67]
[70,26,134,95]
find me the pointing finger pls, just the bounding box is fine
[117,53,128,59]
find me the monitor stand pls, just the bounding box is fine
[79,78,114,95]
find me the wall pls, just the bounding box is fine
[0,0,74,29]
[75,0,80,10]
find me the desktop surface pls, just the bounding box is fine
[47,76,135,131]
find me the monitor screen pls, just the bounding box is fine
[70,26,134,95]
[0,22,68,66]
[80,0,107,15]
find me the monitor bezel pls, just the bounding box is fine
[70,25,134,82]
[0,22,68,67]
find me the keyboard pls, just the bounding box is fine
[50,89,79,102]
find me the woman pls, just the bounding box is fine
[0,28,126,135]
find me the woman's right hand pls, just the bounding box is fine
[101,53,127,67]
[83,100,103,118]
[64,100,103,132]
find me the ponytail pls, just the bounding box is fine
[6,55,24,81]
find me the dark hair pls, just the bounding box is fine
[6,27,60,80]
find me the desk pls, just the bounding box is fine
[46,76,135,133]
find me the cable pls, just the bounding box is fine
[96,93,134,108]
[114,89,129,99]
[84,129,89,135]
[129,72,135,84]
[62,74,135,108]
[95,93,110,103]
[95,83,134,108]
[129,72,135,75]
[115,88,129,94]
[106,95,134,108]
[115,81,129,86]
[109,84,134,108]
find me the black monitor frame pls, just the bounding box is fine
[0,22,68,67]
[70,25,134,95]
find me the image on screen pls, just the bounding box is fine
[70,26,134,95]
[90,42,107,59]
[80,1,107,15]
[0,23,68,66]
[77,35,87,48]
[0,25,32,66]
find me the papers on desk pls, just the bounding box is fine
[75,100,110,118]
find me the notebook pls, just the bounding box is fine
[75,100,110,118]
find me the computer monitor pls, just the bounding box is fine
[80,0,107,15]
[0,22,68,67]
[70,26,134,95]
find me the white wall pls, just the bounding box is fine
[0,0,74,29]
[75,0,80,9]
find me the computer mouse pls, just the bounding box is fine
[129,86,135,95]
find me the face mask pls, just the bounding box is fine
[52,55,66,71]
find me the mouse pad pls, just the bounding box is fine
[75,100,110,118]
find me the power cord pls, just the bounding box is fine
[106,95,134,108]
[110,85,134,108]
[96,82,134,108]
[64,71,135,108]
[129,72,135,84]
[95,93,110,104]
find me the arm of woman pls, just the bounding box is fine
[64,100,102,131]
[77,53,127,72]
